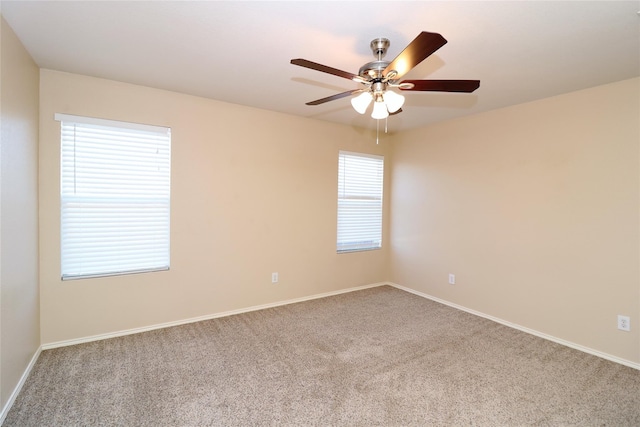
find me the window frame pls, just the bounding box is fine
[56,113,171,280]
[336,150,384,253]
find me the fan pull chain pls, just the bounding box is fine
[376,120,379,144]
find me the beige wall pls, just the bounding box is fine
[0,16,40,409]
[20,50,640,366]
[390,78,640,364]
[39,70,391,344]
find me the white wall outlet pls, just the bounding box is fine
[448,274,455,285]
[271,272,278,283]
[617,315,630,331]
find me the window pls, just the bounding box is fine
[337,151,384,252]
[57,113,171,280]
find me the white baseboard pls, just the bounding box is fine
[42,282,386,350]
[0,345,42,425]
[388,282,640,371]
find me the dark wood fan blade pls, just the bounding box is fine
[399,80,480,93]
[291,58,359,81]
[305,90,361,106]
[389,108,403,116]
[383,32,447,79]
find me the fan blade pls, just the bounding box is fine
[389,108,403,116]
[305,89,362,106]
[383,32,447,79]
[399,80,480,93]
[291,58,359,81]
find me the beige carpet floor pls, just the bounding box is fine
[4,285,640,426]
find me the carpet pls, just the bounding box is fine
[4,285,639,426]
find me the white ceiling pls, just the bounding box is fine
[2,1,639,133]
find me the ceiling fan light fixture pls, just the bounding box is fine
[383,90,405,113]
[292,31,480,126]
[351,91,373,114]
[371,100,389,120]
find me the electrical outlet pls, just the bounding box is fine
[448,274,455,285]
[617,315,630,332]
[271,272,278,283]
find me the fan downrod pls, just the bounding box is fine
[358,38,392,80]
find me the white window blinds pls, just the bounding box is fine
[57,113,171,280]
[337,151,384,252]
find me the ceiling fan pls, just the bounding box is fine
[291,31,480,120]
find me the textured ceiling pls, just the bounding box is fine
[2,1,639,133]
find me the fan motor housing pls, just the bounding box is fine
[358,60,390,79]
